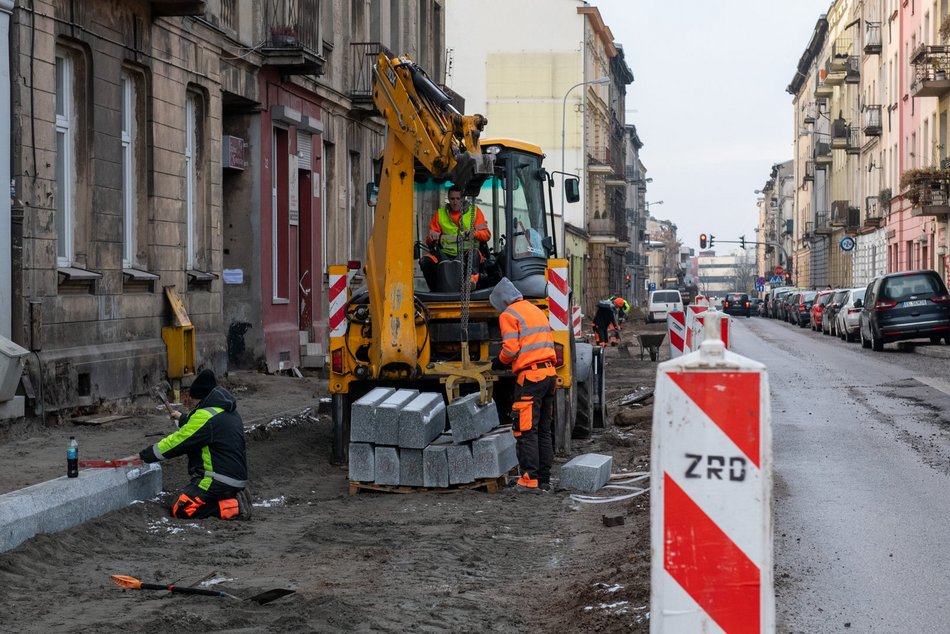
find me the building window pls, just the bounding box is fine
[272,127,290,300]
[185,89,209,274]
[121,72,136,268]
[55,52,74,266]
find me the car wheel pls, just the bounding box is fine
[931,336,942,344]
[871,328,884,351]
[861,327,871,349]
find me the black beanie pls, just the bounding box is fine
[189,369,216,400]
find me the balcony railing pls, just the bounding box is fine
[846,126,861,155]
[831,119,850,149]
[830,35,853,70]
[911,45,950,98]
[865,22,882,54]
[815,211,832,234]
[803,160,815,184]
[845,56,860,84]
[261,0,325,76]
[587,144,624,176]
[831,200,848,226]
[350,42,393,108]
[803,221,814,240]
[912,187,950,217]
[863,105,882,136]
[865,195,884,227]
[814,141,832,166]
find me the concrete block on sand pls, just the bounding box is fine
[423,444,450,488]
[560,453,613,493]
[350,387,396,443]
[348,442,375,482]
[398,392,446,449]
[374,446,400,486]
[472,429,518,479]
[375,389,419,446]
[446,443,475,485]
[446,393,499,443]
[399,448,424,487]
[0,463,163,553]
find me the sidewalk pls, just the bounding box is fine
[905,341,950,359]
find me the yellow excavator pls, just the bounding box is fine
[327,54,606,464]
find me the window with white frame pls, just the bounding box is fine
[185,93,197,270]
[55,52,74,266]
[121,71,137,268]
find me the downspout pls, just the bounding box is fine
[0,0,12,338]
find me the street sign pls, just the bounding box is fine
[756,276,766,287]
[773,265,784,276]
[755,284,765,292]
[648,282,657,292]
[839,236,855,252]
[768,275,784,285]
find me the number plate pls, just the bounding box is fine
[902,299,927,307]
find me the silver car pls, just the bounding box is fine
[835,287,867,342]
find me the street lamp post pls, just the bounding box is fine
[560,76,610,247]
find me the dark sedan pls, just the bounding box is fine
[723,293,752,317]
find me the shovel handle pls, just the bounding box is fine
[139,582,229,598]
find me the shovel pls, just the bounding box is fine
[111,575,295,605]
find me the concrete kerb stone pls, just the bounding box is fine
[446,443,475,484]
[560,453,613,494]
[472,429,518,479]
[348,442,375,482]
[398,392,446,449]
[399,448,424,487]
[350,387,396,443]
[374,446,400,485]
[375,389,420,446]
[0,463,163,553]
[422,443,450,488]
[446,393,500,444]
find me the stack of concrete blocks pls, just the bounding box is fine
[560,453,613,493]
[348,389,518,488]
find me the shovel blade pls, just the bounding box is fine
[245,588,295,605]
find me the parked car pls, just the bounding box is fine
[751,298,766,317]
[646,289,684,323]
[777,289,798,322]
[822,288,849,336]
[835,287,866,342]
[809,289,836,332]
[723,292,752,317]
[790,290,817,327]
[859,270,950,350]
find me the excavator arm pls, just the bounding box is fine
[365,54,491,379]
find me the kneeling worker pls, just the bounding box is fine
[489,277,556,492]
[138,369,251,520]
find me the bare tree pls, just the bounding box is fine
[732,250,757,294]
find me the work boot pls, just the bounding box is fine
[538,482,551,492]
[236,488,253,520]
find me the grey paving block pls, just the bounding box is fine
[375,389,420,446]
[348,442,375,482]
[446,443,475,485]
[398,392,446,449]
[423,444,450,488]
[472,429,518,479]
[446,393,499,444]
[560,453,613,493]
[350,387,396,443]
[0,463,163,553]
[374,446,400,486]
[399,448,424,487]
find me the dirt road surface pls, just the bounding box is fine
[0,318,665,633]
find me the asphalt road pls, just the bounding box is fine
[730,316,950,633]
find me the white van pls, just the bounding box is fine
[646,289,684,323]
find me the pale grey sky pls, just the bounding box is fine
[592,0,833,253]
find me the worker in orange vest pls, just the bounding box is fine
[489,277,557,492]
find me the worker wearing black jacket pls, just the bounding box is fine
[139,369,251,520]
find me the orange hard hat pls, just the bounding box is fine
[613,297,624,308]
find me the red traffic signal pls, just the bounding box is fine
[699,233,708,249]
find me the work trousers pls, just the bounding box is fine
[510,374,556,485]
[171,481,240,520]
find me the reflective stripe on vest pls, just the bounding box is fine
[437,206,478,256]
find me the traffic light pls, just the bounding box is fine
[709,234,716,248]
[625,273,631,283]
[739,235,746,249]
[699,233,707,249]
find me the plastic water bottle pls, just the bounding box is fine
[67,436,79,478]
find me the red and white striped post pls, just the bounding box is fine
[667,311,686,358]
[651,312,773,633]
[683,304,708,353]
[327,265,349,340]
[546,260,570,333]
[572,305,583,338]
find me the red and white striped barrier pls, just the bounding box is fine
[572,305,583,338]
[667,311,686,358]
[651,312,774,632]
[683,304,708,353]
[546,260,570,332]
[328,265,349,339]
[690,310,730,351]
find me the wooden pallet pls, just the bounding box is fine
[348,474,509,496]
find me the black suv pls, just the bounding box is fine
[859,270,950,351]
[722,293,751,317]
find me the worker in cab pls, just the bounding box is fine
[489,277,556,492]
[420,184,491,291]
[138,369,252,520]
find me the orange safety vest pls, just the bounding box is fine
[498,299,557,381]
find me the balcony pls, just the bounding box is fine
[349,42,393,112]
[901,167,950,217]
[844,56,860,84]
[587,144,623,177]
[831,118,850,149]
[589,208,629,243]
[261,15,325,77]
[803,160,815,184]
[864,195,884,228]
[865,22,882,55]
[802,221,814,241]
[911,187,950,217]
[830,200,848,227]
[814,211,832,235]
[863,105,882,136]
[814,79,834,99]
[814,141,832,167]
[910,45,950,98]
[830,36,853,71]
[845,126,861,155]
[150,0,205,16]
